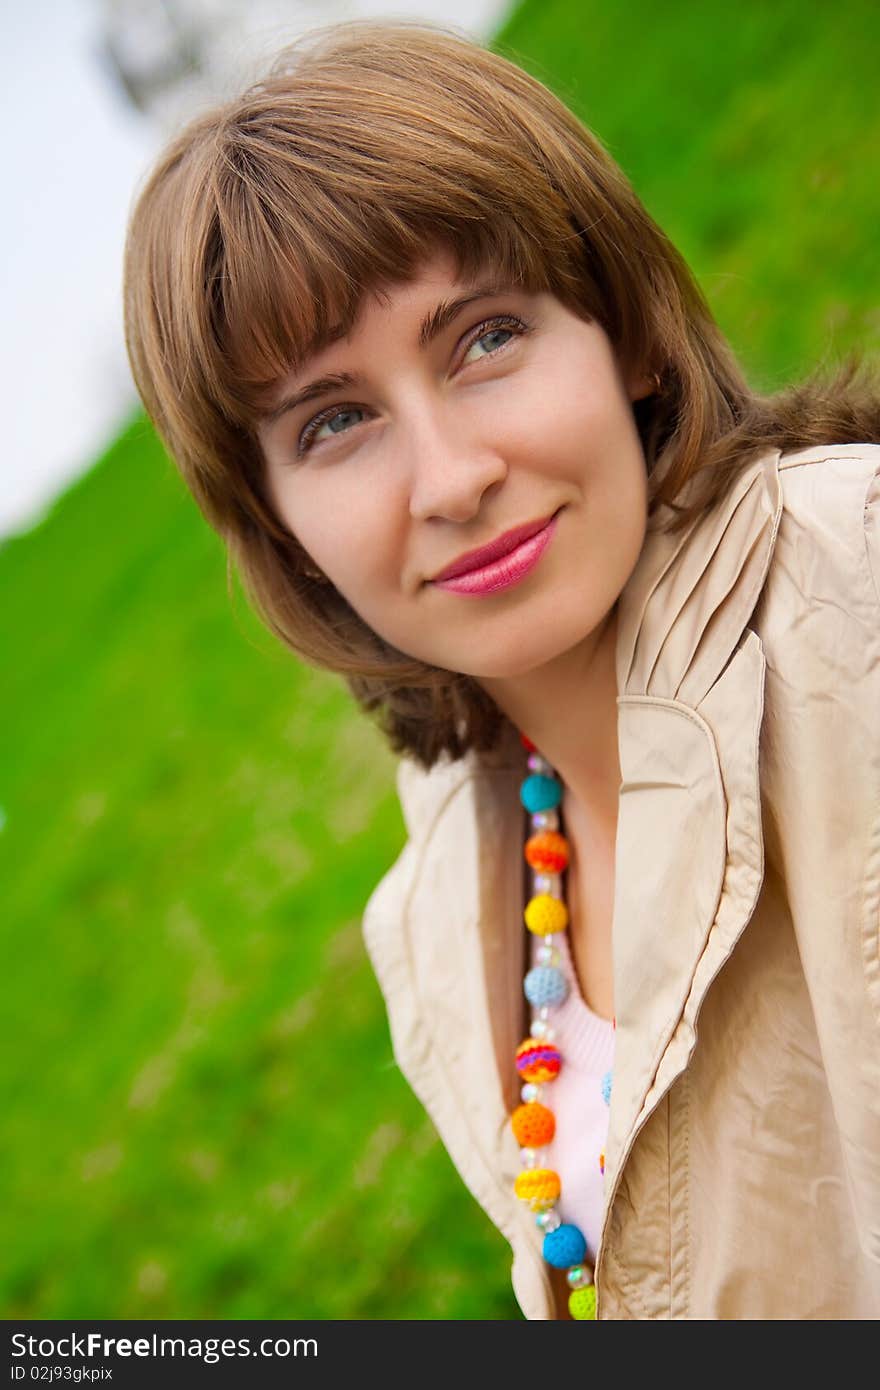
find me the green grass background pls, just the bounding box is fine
[2,0,878,1319]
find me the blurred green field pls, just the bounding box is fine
[2,0,878,1319]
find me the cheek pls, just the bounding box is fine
[271,470,384,582]
[495,351,638,474]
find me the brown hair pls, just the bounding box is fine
[123,17,880,771]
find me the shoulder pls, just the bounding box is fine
[616,438,880,711]
[754,441,880,841]
[777,440,880,477]
[763,441,880,627]
[777,439,880,510]
[777,440,880,534]
[361,720,522,958]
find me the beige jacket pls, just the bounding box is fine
[361,442,880,1319]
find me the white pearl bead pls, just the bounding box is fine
[521,1083,541,1103]
[538,1005,550,1021]
[532,810,559,832]
[519,1147,538,1167]
[527,753,553,775]
[536,944,560,968]
[536,1208,562,1233]
[531,1019,556,1041]
[533,873,559,895]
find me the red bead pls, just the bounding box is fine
[524,830,570,874]
[516,1037,562,1082]
[519,731,537,752]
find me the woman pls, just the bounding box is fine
[123,19,880,1318]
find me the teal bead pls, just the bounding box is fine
[520,773,561,813]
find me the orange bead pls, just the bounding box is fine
[524,829,570,874]
[511,1101,556,1148]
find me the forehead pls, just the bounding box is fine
[313,244,487,355]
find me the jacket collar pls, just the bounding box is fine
[388,445,784,1314]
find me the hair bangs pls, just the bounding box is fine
[205,89,589,426]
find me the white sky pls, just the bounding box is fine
[0,0,512,542]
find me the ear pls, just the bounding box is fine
[627,369,658,403]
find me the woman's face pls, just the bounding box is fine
[257,246,650,679]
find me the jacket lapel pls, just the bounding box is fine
[598,446,784,1243]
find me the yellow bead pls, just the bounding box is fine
[524,893,569,936]
[513,1167,561,1203]
[569,1284,597,1320]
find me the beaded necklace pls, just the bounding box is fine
[512,730,614,1321]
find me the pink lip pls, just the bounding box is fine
[431,510,562,581]
[431,510,562,595]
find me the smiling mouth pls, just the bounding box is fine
[429,508,563,583]
[427,508,563,596]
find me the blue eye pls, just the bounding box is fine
[463,324,516,361]
[324,408,363,434]
[298,405,367,454]
[296,312,532,456]
[315,407,363,444]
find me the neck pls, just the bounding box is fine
[478,604,622,834]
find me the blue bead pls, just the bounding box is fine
[520,773,561,813]
[542,1223,588,1269]
[524,965,569,1008]
[601,1069,613,1106]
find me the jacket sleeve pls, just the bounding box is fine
[360,754,471,1077]
[360,757,430,1069]
[758,446,880,1287]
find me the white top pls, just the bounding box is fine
[530,929,616,1264]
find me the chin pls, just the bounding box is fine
[441,631,577,682]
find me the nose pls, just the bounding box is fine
[406,398,508,523]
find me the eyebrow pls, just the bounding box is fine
[259,283,513,428]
